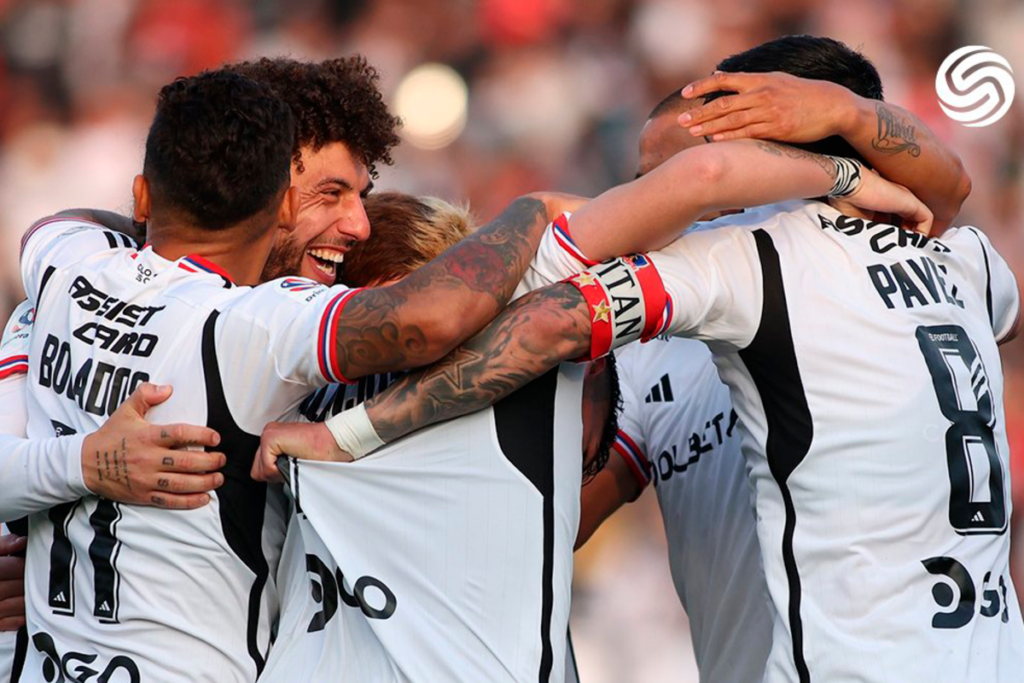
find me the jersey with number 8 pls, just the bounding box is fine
[621,200,1023,683]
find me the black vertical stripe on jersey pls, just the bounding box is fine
[47,500,82,615]
[202,312,269,674]
[967,228,994,327]
[493,369,558,683]
[102,231,118,249]
[36,266,56,312]
[10,626,27,683]
[88,500,122,622]
[738,229,814,683]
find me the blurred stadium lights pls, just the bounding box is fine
[393,63,469,150]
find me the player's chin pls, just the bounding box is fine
[301,252,339,286]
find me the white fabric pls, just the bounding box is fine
[645,201,1024,682]
[13,218,361,682]
[0,301,31,683]
[265,363,585,683]
[324,403,384,459]
[614,337,774,683]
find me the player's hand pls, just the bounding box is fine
[81,384,226,510]
[0,533,26,631]
[834,168,934,235]
[525,191,590,219]
[679,71,855,143]
[252,422,353,484]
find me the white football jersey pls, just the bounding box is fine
[614,336,774,683]
[16,218,364,682]
[0,300,33,683]
[265,364,585,683]
[644,201,1023,682]
[264,218,591,683]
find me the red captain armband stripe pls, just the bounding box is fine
[611,429,652,494]
[317,289,362,385]
[564,254,668,360]
[551,213,600,267]
[0,355,29,381]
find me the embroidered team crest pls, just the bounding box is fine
[280,278,321,293]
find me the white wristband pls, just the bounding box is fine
[324,404,385,461]
[825,156,863,198]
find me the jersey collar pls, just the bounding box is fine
[132,245,235,286]
[177,254,234,283]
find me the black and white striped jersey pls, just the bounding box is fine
[16,218,361,682]
[645,200,1022,683]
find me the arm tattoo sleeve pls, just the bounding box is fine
[753,140,838,180]
[335,197,551,380]
[363,283,591,443]
[870,103,922,157]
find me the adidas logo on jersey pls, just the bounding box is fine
[645,374,674,403]
[973,511,985,523]
[54,591,67,604]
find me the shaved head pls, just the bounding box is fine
[636,96,704,178]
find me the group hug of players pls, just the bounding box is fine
[0,33,1020,683]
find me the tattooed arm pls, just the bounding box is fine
[569,137,932,258]
[252,283,593,476]
[331,197,562,381]
[363,283,590,442]
[680,72,970,232]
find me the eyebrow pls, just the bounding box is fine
[317,177,374,197]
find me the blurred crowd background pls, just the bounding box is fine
[0,0,1021,680]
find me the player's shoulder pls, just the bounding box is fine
[220,278,346,316]
[617,336,714,388]
[0,300,33,379]
[21,215,134,257]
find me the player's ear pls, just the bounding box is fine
[277,186,299,235]
[132,174,151,224]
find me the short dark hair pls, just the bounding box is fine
[707,35,884,160]
[584,353,623,483]
[227,56,401,178]
[143,70,294,231]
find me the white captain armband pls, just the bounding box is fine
[564,254,669,361]
[324,403,385,461]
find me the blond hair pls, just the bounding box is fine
[342,192,476,287]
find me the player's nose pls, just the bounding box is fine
[339,198,371,244]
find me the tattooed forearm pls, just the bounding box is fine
[871,104,921,157]
[753,140,837,180]
[334,197,552,380]
[364,283,591,443]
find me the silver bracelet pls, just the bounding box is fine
[825,156,863,198]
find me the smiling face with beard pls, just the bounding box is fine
[261,142,373,285]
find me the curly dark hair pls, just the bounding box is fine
[143,70,294,231]
[583,353,623,484]
[227,56,401,178]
